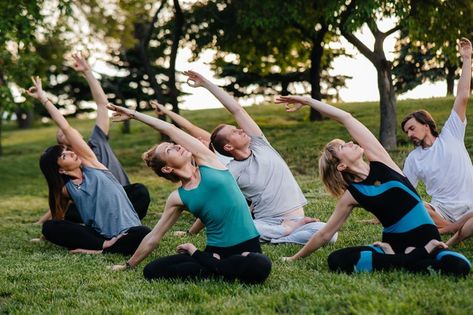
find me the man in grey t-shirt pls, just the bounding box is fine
[183,70,337,245]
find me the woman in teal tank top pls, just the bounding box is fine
[28,77,150,256]
[107,103,271,284]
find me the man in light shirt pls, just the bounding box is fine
[402,38,473,246]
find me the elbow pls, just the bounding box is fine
[319,230,338,245]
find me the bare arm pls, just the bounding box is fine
[276,95,400,172]
[151,101,211,143]
[71,54,110,134]
[125,191,184,267]
[188,218,205,235]
[453,38,472,121]
[107,104,222,168]
[26,77,101,168]
[35,210,52,224]
[285,191,356,261]
[185,70,262,136]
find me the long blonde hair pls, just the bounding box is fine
[318,139,357,198]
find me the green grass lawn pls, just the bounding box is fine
[1,97,473,314]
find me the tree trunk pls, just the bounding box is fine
[341,17,400,150]
[377,60,397,150]
[168,0,183,114]
[446,63,456,96]
[281,80,289,96]
[134,2,166,104]
[308,27,328,121]
[137,39,164,103]
[15,107,34,129]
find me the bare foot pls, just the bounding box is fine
[103,233,127,250]
[373,241,394,254]
[173,231,187,237]
[404,247,415,254]
[282,216,319,235]
[424,239,448,254]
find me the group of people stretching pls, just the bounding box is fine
[28,38,473,284]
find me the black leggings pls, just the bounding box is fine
[327,245,471,277]
[64,183,150,222]
[42,220,151,256]
[143,237,272,284]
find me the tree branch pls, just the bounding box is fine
[143,1,166,48]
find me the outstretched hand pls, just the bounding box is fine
[71,53,91,73]
[106,103,136,122]
[274,95,310,112]
[150,100,168,116]
[25,76,48,103]
[183,70,207,88]
[459,37,472,59]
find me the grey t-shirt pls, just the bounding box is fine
[65,166,140,238]
[88,125,130,186]
[227,135,307,220]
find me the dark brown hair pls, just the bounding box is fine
[39,145,70,219]
[401,110,439,137]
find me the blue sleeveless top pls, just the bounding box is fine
[178,166,259,247]
[65,166,141,238]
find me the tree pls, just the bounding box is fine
[337,0,410,150]
[394,0,473,96]
[0,0,70,155]
[186,0,349,120]
[393,31,458,96]
[74,0,186,114]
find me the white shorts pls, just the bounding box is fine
[429,202,473,222]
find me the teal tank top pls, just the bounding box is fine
[178,166,259,247]
[65,166,141,238]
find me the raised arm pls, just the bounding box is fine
[276,95,398,170]
[71,53,110,134]
[151,100,211,144]
[184,70,262,137]
[453,38,472,121]
[107,104,221,168]
[114,191,184,269]
[284,190,356,261]
[26,77,100,167]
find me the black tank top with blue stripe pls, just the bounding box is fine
[347,161,440,252]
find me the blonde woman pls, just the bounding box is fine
[275,95,470,276]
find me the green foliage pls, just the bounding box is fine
[1,97,473,313]
[187,0,349,101]
[393,1,473,95]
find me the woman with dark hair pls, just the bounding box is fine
[107,104,271,284]
[275,95,471,276]
[27,77,150,255]
[35,53,149,225]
